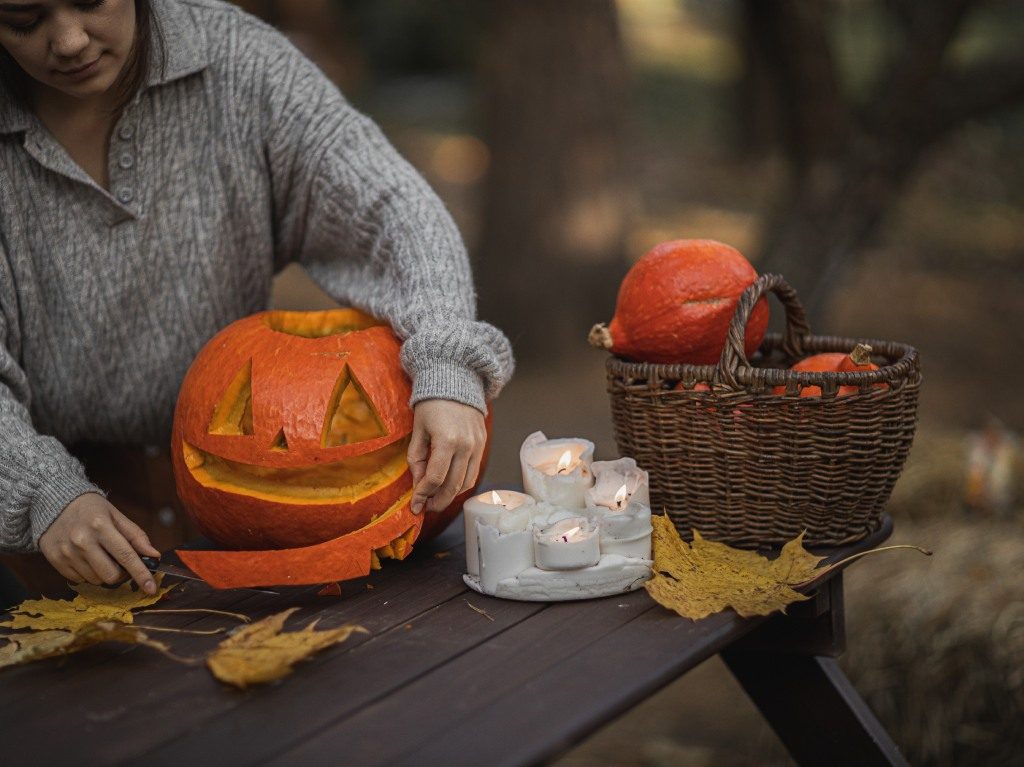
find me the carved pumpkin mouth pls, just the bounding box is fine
[181,437,411,504]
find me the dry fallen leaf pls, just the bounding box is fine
[0,575,175,632]
[645,515,827,620]
[645,515,931,620]
[0,619,179,670]
[206,607,367,688]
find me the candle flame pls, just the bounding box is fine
[614,484,629,508]
[556,450,573,474]
[559,525,581,543]
[489,490,503,505]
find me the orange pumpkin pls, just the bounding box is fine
[773,344,882,397]
[170,308,487,588]
[589,239,769,364]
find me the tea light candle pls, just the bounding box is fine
[533,517,600,571]
[585,458,650,510]
[520,431,595,509]
[463,490,535,577]
[478,522,534,593]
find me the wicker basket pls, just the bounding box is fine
[604,273,921,548]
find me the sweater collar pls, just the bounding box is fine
[0,0,209,135]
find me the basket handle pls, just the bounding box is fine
[715,273,811,389]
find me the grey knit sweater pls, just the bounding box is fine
[0,0,514,552]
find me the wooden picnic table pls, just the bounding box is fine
[1,513,906,767]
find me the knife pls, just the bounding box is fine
[103,555,279,595]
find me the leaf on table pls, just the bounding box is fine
[644,515,826,620]
[0,619,178,670]
[206,607,367,688]
[0,574,175,632]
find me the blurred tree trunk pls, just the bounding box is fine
[477,0,631,362]
[743,0,1024,321]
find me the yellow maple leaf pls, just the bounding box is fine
[645,514,826,620]
[645,515,931,621]
[207,607,367,688]
[0,619,177,670]
[0,574,175,632]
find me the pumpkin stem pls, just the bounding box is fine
[849,343,873,367]
[588,323,614,351]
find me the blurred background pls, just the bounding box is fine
[248,1,1024,764]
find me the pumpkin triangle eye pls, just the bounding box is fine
[321,366,388,447]
[270,428,289,451]
[208,360,254,436]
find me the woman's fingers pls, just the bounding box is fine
[412,439,453,514]
[99,524,157,594]
[80,538,125,586]
[407,424,430,493]
[427,447,471,513]
[111,509,161,558]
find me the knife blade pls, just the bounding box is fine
[102,556,279,595]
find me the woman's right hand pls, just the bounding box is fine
[38,493,161,595]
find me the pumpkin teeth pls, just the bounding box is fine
[373,525,418,566]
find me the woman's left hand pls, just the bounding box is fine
[408,399,487,514]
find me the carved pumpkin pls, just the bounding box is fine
[589,239,769,365]
[170,308,488,588]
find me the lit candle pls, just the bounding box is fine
[463,490,535,577]
[533,517,600,571]
[520,431,595,509]
[590,501,652,559]
[478,522,534,594]
[584,458,650,510]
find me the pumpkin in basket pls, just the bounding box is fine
[589,239,769,364]
[170,308,488,588]
[773,343,885,397]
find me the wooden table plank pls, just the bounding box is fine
[265,519,894,767]
[2,532,467,766]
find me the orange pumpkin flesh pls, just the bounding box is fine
[590,239,769,364]
[171,308,489,588]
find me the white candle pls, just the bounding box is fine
[589,501,652,559]
[584,457,650,510]
[533,517,600,571]
[478,521,534,593]
[520,431,595,509]
[463,490,535,577]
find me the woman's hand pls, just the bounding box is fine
[38,493,161,594]
[408,400,487,515]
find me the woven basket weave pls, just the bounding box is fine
[604,273,921,548]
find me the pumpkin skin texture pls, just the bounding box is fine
[170,308,490,588]
[591,239,769,364]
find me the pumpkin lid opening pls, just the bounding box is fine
[263,309,384,338]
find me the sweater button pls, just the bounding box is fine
[118,124,135,140]
[118,153,134,169]
[116,186,134,204]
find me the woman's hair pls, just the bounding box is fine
[0,0,163,113]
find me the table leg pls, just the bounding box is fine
[721,574,908,767]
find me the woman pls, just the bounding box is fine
[0,0,513,596]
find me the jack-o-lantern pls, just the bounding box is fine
[170,308,489,588]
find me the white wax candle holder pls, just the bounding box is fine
[463,490,535,578]
[462,444,654,602]
[520,431,595,509]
